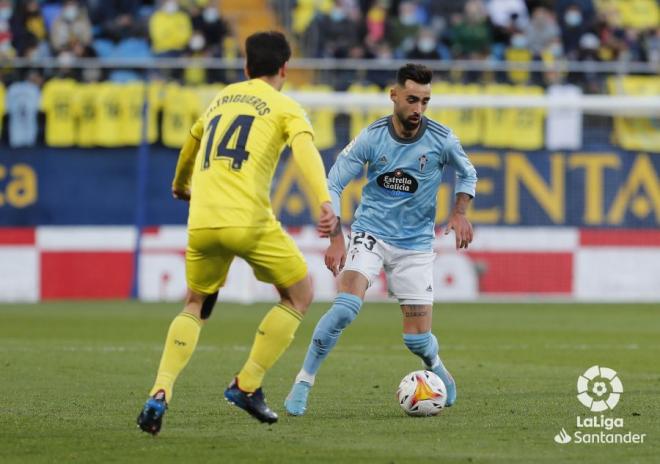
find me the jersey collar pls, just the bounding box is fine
[387,115,427,144]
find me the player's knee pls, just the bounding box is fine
[200,291,219,320]
[281,276,314,314]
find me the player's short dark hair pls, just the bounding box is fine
[396,63,433,86]
[245,31,292,78]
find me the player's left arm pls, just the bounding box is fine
[290,131,336,237]
[171,118,203,201]
[443,133,478,249]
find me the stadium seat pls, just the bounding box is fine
[93,39,115,59]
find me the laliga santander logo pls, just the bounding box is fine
[577,365,623,412]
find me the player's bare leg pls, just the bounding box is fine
[138,289,214,435]
[285,271,368,415]
[401,304,456,406]
[225,275,313,424]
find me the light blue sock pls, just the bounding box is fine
[301,293,362,377]
[403,332,439,367]
[403,331,456,405]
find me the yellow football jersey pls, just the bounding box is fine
[509,85,544,150]
[120,81,162,146]
[162,83,202,148]
[0,82,4,138]
[74,83,99,147]
[95,83,124,147]
[188,78,315,229]
[41,78,77,147]
[483,84,515,148]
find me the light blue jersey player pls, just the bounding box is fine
[285,64,477,416]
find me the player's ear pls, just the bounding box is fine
[243,65,251,80]
[280,62,288,79]
[390,87,397,104]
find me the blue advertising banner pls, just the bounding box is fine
[1,146,658,227]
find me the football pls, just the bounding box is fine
[397,370,447,416]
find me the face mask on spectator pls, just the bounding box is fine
[417,38,436,53]
[190,34,205,51]
[549,42,563,57]
[203,7,219,23]
[330,8,346,22]
[62,5,78,21]
[400,13,416,26]
[511,34,527,49]
[163,1,179,14]
[0,7,12,20]
[565,10,582,27]
[579,33,600,50]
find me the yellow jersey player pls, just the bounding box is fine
[137,31,337,433]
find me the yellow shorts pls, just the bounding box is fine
[185,223,308,295]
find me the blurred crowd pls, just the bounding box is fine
[0,0,235,83]
[0,0,657,89]
[283,0,659,89]
[290,0,659,62]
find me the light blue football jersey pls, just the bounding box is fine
[328,115,477,251]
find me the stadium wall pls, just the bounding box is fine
[1,225,660,302]
[1,147,658,302]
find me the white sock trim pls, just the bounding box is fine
[295,369,315,386]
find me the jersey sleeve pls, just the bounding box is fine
[327,130,371,216]
[442,132,477,198]
[282,99,314,146]
[189,116,204,141]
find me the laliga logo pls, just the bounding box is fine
[577,365,623,412]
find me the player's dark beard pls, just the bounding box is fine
[395,111,420,132]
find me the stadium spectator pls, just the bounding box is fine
[386,1,422,56]
[0,18,15,60]
[50,0,93,55]
[303,0,362,58]
[524,6,561,58]
[365,0,388,44]
[8,1,47,57]
[560,2,592,59]
[189,0,230,57]
[87,0,143,42]
[593,8,628,61]
[148,0,193,56]
[644,28,660,64]
[487,0,529,47]
[450,0,493,59]
[406,27,442,60]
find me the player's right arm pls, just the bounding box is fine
[171,117,203,201]
[324,131,370,275]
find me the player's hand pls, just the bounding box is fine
[325,238,346,277]
[172,187,191,201]
[444,211,473,249]
[317,202,338,238]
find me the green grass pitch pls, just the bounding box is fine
[1,302,658,463]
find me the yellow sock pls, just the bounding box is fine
[149,312,202,401]
[237,304,303,392]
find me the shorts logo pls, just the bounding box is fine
[376,169,418,196]
[350,247,360,261]
[577,365,623,412]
